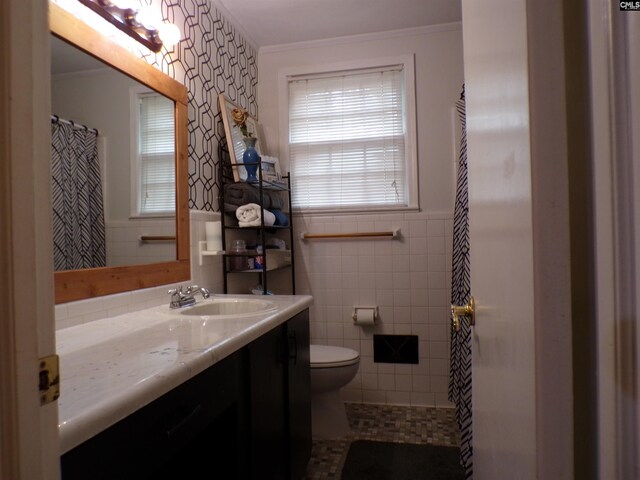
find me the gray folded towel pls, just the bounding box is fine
[224,182,286,210]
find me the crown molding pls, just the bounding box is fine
[259,22,462,54]
[207,0,259,53]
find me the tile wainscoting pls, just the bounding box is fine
[294,211,454,407]
[56,208,456,410]
[105,219,175,267]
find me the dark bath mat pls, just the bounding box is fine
[341,440,464,480]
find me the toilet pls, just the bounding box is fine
[309,344,360,439]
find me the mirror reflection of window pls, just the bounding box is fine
[135,91,175,216]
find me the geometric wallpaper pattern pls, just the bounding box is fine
[145,0,258,211]
[54,0,258,212]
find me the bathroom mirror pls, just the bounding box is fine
[51,36,178,269]
[51,3,190,303]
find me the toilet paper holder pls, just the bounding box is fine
[352,306,378,325]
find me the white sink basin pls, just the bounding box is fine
[180,298,276,317]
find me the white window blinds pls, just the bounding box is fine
[138,92,175,214]
[288,66,407,210]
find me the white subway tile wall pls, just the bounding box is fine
[105,219,176,267]
[294,211,454,408]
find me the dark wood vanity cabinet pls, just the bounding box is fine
[247,309,311,480]
[286,311,312,480]
[60,310,311,480]
[61,351,244,479]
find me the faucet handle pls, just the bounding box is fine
[184,284,200,294]
[167,287,185,299]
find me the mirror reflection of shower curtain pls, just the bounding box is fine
[51,118,106,271]
[448,86,472,479]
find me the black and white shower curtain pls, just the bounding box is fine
[51,118,106,271]
[449,86,473,479]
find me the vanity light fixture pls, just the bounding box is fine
[76,0,181,52]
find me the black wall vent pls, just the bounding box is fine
[373,334,419,364]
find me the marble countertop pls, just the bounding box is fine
[56,294,313,454]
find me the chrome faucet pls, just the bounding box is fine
[168,285,210,309]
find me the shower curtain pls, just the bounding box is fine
[51,118,106,271]
[448,86,473,479]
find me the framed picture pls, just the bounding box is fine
[218,93,264,182]
[260,155,282,183]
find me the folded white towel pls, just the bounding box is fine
[236,203,276,227]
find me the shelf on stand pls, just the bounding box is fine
[218,142,296,295]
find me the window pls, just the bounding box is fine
[134,91,175,216]
[287,58,417,212]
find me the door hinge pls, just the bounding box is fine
[38,354,60,405]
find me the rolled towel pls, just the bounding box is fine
[236,203,276,227]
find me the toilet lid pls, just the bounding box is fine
[310,345,360,368]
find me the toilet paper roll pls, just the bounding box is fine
[205,221,222,252]
[353,307,376,326]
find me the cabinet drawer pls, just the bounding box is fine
[61,352,242,480]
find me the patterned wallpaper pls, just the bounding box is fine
[155,0,258,211]
[53,0,258,212]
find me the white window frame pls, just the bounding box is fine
[130,86,176,219]
[278,55,418,214]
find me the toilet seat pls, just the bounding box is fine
[310,345,360,369]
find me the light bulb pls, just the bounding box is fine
[135,6,162,29]
[158,23,181,47]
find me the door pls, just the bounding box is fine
[591,4,640,478]
[1,0,60,479]
[462,0,576,478]
[463,0,537,472]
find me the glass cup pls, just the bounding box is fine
[229,239,248,271]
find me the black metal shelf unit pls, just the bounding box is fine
[218,143,296,296]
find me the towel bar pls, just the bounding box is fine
[300,229,400,240]
[139,235,176,242]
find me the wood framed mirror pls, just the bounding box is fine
[51,3,190,304]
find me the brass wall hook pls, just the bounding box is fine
[451,296,476,331]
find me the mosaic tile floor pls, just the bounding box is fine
[304,403,461,480]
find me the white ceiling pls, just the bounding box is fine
[215,0,462,48]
